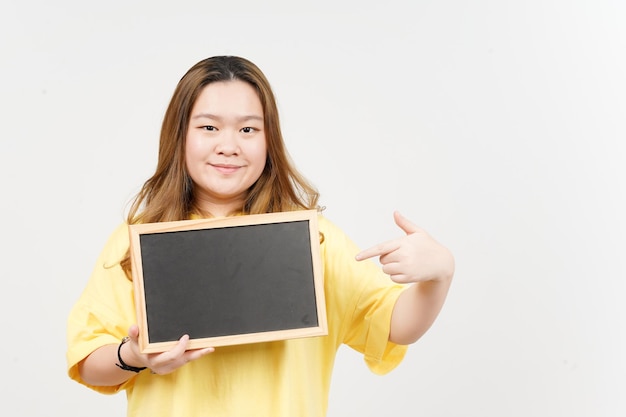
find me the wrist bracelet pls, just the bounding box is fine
[115,336,147,373]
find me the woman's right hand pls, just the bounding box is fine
[125,324,215,375]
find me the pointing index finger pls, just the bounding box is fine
[355,240,400,261]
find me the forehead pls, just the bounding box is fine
[192,80,263,117]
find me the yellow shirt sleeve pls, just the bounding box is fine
[66,222,137,394]
[318,215,408,375]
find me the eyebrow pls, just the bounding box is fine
[191,113,264,122]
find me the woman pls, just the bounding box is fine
[66,55,454,416]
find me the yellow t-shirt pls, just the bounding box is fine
[67,215,407,417]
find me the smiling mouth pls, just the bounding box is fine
[210,163,241,174]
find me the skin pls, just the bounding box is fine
[78,80,454,386]
[356,211,454,345]
[185,80,267,217]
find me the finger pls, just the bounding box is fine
[165,334,190,359]
[380,262,403,276]
[186,347,215,361]
[127,324,140,342]
[393,211,423,235]
[379,260,413,283]
[379,251,401,266]
[356,239,401,261]
[388,273,413,284]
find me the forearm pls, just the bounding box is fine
[389,273,453,345]
[78,343,144,386]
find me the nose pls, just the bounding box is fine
[215,129,239,156]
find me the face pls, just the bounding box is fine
[185,80,267,216]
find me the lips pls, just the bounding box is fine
[210,163,241,174]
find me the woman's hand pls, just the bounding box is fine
[125,325,215,375]
[356,211,454,344]
[355,211,454,284]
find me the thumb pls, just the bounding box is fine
[393,211,422,235]
[127,324,140,342]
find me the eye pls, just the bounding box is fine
[201,125,217,131]
[241,127,256,133]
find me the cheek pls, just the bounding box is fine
[185,135,208,167]
[254,143,268,170]
[243,138,267,167]
[183,139,203,182]
[185,135,200,158]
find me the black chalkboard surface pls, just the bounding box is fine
[129,210,327,353]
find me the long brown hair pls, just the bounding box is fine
[119,56,320,277]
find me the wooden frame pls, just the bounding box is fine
[129,210,327,354]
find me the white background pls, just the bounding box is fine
[1,1,624,416]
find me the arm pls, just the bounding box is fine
[78,343,136,387]
[388,270,452,344]
[356,211,455,345]
[79,325,215,386]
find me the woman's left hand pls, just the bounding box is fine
[355,211,454,284]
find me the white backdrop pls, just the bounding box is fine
[1,1,624,416]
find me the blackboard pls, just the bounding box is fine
[129,210,327,353]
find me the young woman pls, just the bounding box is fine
[66,55,454,416]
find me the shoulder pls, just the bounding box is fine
[108,222,130,244]
[97,222,131,261]
[317,214,345,236]
[317,214,346,242]
[316,213,360,254]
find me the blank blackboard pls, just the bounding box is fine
[129,210,327,353]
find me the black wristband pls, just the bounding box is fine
[115,336,147,373]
